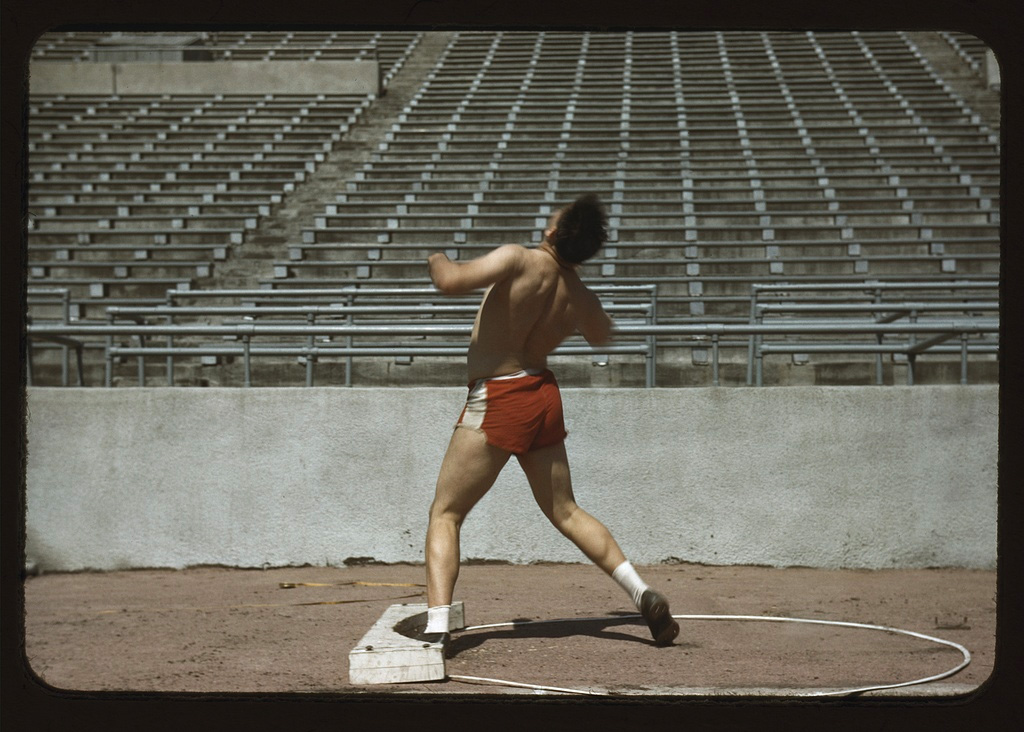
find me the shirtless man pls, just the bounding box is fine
[421,193,679,649]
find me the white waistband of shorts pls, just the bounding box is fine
[481,368,544,382]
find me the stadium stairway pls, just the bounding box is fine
[904,32,999,131]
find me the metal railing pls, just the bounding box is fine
[26,318,998,388]
[26,282,998,388]
[25,289,85,387]
[151,284,657,386]
[746,281,999,385]
[25,285,658,386]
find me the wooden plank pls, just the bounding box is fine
[348,601,465,685]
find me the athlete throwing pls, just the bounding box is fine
[421,193,679,649]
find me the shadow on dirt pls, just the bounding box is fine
[448,611,699,657]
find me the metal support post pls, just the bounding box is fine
[306,313,315,387]
[136,334,146,386]
[62,291,71,386]
[75,345,84,386]
[961,333,969,385]
[712,334,720,386]
[105,313,114,387]
[755,312,765,386]
[645,340,654,388]
[907,310,917,385]
[648,287,658,388]
[167,314,175,386]
[875,341,884,385]
[874,290,883,385]
[345,293,354,387]
[746,286,758,385]
[166,289,176,386]
[243,336,252,387]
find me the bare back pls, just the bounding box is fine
[467,246,600,381]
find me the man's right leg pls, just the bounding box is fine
[426,427,511,611]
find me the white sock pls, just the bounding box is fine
[425,604,451,633]
[612,560,650,609]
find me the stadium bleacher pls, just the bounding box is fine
[277,31,998,308]
[25,30,999,387]
[939,32,994,82]
[27,92,375,311]
[32,31,424,83]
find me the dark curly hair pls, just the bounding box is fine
[551,193,608,264]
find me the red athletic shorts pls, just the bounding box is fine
[455,368,568,454]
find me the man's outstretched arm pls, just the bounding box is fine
[428,244,523,295]
[567,277,614,346]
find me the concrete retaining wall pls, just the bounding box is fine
[28,63,117,95]
[24,385,998,572]
[29,61,380,95]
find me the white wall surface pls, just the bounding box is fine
[24,385,998,572]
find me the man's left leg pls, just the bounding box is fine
[517,441,680,645]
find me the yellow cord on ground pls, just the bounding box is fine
[278,581,426,589]
[96,591,424,614]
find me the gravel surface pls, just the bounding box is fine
[24,562,995,697]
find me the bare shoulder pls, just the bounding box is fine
[429,243,529,295]
[497,243,528,256]
[492,243,532,271]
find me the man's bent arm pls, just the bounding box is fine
[428,244,522,295]
[573,283,614,346]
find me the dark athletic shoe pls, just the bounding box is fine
[639,589,679,646]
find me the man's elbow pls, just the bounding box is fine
[432,274,457,295]
[428,257,458,295]
[587,319,614,347]
[435,273,470,296]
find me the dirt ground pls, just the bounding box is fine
[22,562,995,697]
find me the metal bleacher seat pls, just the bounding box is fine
[273,30,998,324]
[27,90,373,319]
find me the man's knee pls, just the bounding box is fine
[429,499,466,526]
[547,500,580,530]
